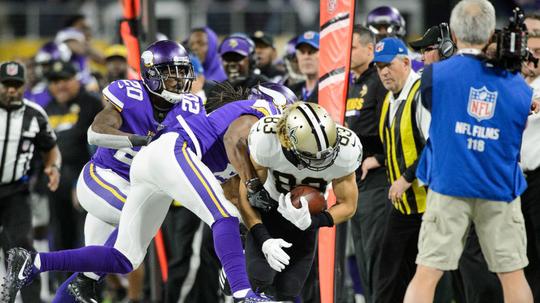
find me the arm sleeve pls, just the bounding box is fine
[415,91,431,141]
[34,109,57,152]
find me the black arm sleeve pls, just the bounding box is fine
[34,110,57,152]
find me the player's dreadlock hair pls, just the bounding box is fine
[205,82,250,113]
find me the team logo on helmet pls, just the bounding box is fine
[467,86,498,122]
[6,63,18,76]
[289,126,299,145]
[141,50,154,67]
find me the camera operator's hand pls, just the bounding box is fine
[531,98,540,114]
[246,178,276,212]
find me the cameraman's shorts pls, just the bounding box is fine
[416,190,528,273]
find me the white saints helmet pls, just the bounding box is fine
[277,102,339,171]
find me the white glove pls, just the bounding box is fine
[261,238,292,272]
[277,193,312,231]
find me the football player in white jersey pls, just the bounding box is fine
[234,102,362,300]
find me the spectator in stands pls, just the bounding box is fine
[404,1,533,302]
[217,35,268,90]
[288,31,319,103]
[55,27,99,93]
[104,44,128,84]
[188,27,227,82]
[251,31,285,82]
[280,36,305,87]
[44,60,102,285]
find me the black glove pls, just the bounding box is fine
[128,134,152,147]
[245,178,276,212]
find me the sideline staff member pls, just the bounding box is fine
[404,0,534,302]
[0,61,61,303]
[371,37,430,303]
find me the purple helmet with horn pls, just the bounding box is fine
[248,82,297,113]
[140,40,195,104]
[366,6,406,39]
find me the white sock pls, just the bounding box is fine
[232,288,250,298]
[33,253,41,270]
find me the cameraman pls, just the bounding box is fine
[404,1,533,302]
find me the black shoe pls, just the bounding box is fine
[1,248,38,303]
[67,274,99,303]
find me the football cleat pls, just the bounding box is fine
[1,248,39,303]
[233,290,277,303]
[67,273,99,303]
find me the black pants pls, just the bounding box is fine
[161,206,202,303]
[373,207,422,303]
[350,168,391,303]
[245,222,318,301]
[0,188,42,303]
[451,226,503,303]
[522,167,540,302]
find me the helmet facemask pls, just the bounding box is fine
[146,61,195,104]
[290,141,340,171]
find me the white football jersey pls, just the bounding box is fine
[248,116,362,200]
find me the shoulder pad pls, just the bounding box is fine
[248,116,281,166]
[102,80,147,111]
[334,125,362,175]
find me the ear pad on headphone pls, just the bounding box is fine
[439,23,456,59]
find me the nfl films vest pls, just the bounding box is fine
[379,79,427,215]
[416,55,531,202]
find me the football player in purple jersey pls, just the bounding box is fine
[49,39,199,303]
[2,79,297,303]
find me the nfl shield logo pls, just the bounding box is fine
[6,63,18,76]
[467,86,497,121]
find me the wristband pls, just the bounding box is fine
[250,223,271,249]
[311,211,334,228]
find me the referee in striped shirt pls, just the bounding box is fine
[0,61,60,303]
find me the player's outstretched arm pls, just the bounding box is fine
[328,172,359,225]
[88,101,149,148]
[224,115,274,211]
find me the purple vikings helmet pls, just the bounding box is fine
[366,6,406,39]
[248,82,297,113]
[141,40,195,104]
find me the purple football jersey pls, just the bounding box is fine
[91,79,203,180]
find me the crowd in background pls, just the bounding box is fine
[1,0,540,303]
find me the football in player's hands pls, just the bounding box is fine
[290,185,327,215]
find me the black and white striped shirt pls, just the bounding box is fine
[0,99,56,185]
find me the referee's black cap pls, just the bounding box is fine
[409,25,441,51]
[0,61,25,85]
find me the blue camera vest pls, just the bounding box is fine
[416,55,531,202]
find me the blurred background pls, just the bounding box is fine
[0,0,538,63]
